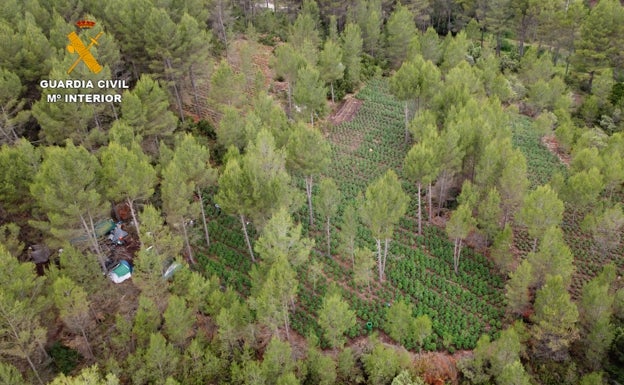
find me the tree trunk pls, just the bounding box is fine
[181,219,195,264]
[305,175,314,227]
[287,83,293,118]
[375,238,383,282]
[1,310,44,385]
[331,82,335,103]
[80,327,94,358]
[241,214,255,262]
[437,171,447,216]
[283,309,290,340]
[588,71,595,93]
[533,237,538,252]
[517,15,527,58]
[127,197,142,248]
[81,212,105,272]
[217,1,229,61]
[417,182,422,235]
[165,58,185,121]
[311,112,314,127]
[197,187,210,247]
[189,65,201,117]
[428,183,433,221]
[383,238,389,278]
[453,238,460,274]
[404,101,409,143]
[326,216,331,257]
[110,101,118,120]
[25,353,44,385]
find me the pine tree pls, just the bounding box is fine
[583,203,624,255]
[404,141,438,235]
[136,205,183,283]
[180,338,225,385]
[562,168,604,219]
[32,64,108,149]
[477,187,502,244]
[318,292,356,349]
[30,142,108,270]
[351,0,382,56]
[483,0,512,56]
[0,245,49,385]
[339,203,358,266]
[490,224,514,274]
[120,75,177,157]
[0,139,40,218]
[360,170,410,281]
[389,56,440,142]
[208,60,244,110]
[0,69,29,145]
[318,40,345,103]
[341,23,363,88]
[49,365,120,385]
[293,65,326,126]
[419,27,442,64]
[254,207,313,268]
[384,300,416,346]
[505,259,533,317]
[518,185,564,251]
[362,341,409,385]
[0,223,23,258]
[441,30,469,72]
[527,226,575,288]
[216,130,300,261]
[385,3,417,68]
[163,295,194,347]
[579,264,616,370]
[316,178,341,257]
[99,142,156,241]
[446,204,476,274]
[132,294,162,348]
[215,300,251,356]
[498,149,529,225]
[251,255,298,339]
[285,124,331,227]
[52,277,93,357]
[161,156,198,263]
[531,274,579,361]
[305,340,337,385]
[262,337,296,382]
[271,43,304,115]
[353,247,375,290]
[497,360,531,385]
[170,134,217,247]
[0,361,27,385]
[572,0,624,91]
[129,333,180,385]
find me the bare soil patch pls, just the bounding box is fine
[541,134,571,166]
[329,96,363,126]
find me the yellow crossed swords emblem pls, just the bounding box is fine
[66,30,104,74]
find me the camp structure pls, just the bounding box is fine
[108,260,132,283]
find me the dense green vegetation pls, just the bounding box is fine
[1,0,624,385]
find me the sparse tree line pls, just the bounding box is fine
[1,0,624,384]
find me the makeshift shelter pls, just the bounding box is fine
[108,260,132,283]
[107,222,128,245]
[29,244,51,264]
